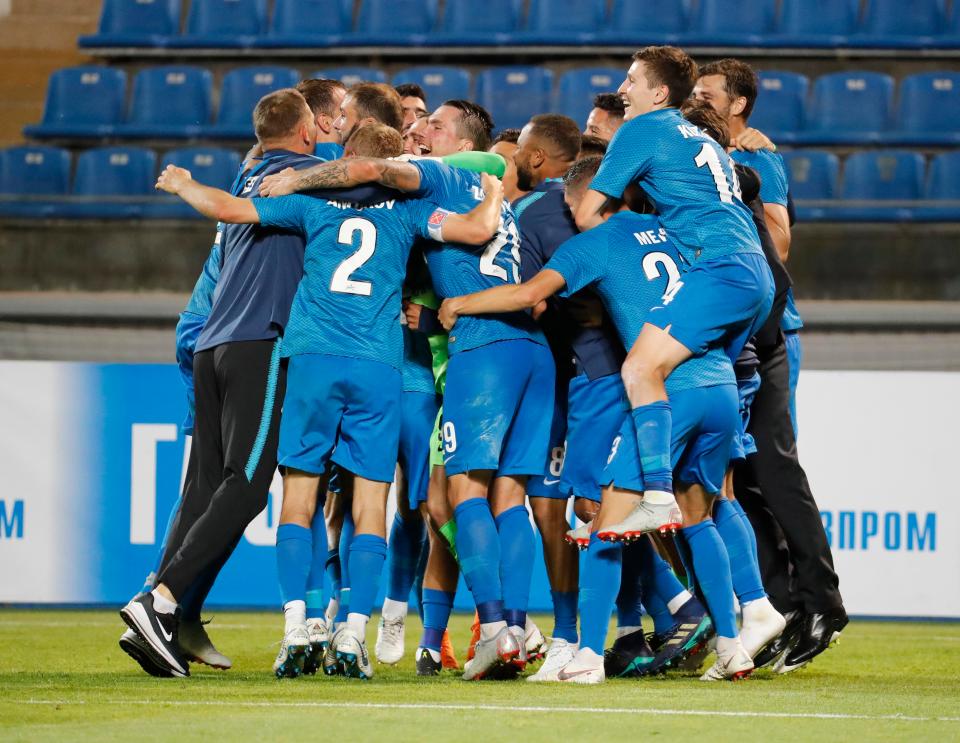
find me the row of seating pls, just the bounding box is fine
[2,145,959,221]
[79,0,960,50]
[24,64,960,145]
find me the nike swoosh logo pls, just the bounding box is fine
[158,621,173,643]
[443,455,455,464]
[543,478,560,485]
[557,668,595,680]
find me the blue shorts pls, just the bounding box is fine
[527,374,569,499]
[784,330,802,438]
[442,339,554,477]
[399,390,441,510]
[279,353,401,483]
[603,384,739,496]
[648,252,774,366]
[560,372,629,503]
[729,372,762,463]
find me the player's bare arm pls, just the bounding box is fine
[156,165,260,224]
[574,188,612,231]
[436,173,504,245]
[259,157,423,196]
[439,269,566,330]
[764,202,792,262]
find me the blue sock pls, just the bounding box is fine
[386,512,427,602]
[631,401,673,493]
[325,548,341,605]
[305,509,329,617]
[636,537,688,629]
[674,531,696,592]
[347,534,388,619]
[412,535,429,622]
[714,498,766,604]
[420,588,455,652]
[681,519,738,638]
[579,534,621,655]
[454,498,504,624]
[551,591,579,643]
[730,497,759,564]
[616,542,645,629]
[495,505,535,629]
[276,523,312,606]
[336,511,355,623]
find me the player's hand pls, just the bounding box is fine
[481,172,504,202]
[403,299,423,330]
[259,167,298,197]
[438,298,460,331]
[531,300,548,321]
[732,127,775,153]
[155,165,192,195]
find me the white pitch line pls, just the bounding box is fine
[12,699,960,723]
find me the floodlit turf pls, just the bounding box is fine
[1,610,958,742]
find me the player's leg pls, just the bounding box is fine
[416,491,460,676]
[322,477,345,624]
[784,329,802,437]
[303,478,331,675]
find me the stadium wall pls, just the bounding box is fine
[0,361,956,619]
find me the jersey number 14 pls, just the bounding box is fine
[694,143,743,204]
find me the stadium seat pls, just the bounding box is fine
[889,72,960,145]
[842,151,925,200]
[0,146,72,218]
[476,66,554,131]
[434,0,520,45]
[749,71,808,144]
[925,151,960,199]
[781,150,839,200]
[684,0,777,46]
[851,0,944,48]
[770,0,857,47]
[66,146,156,218]
[555,68,623,129]
[519,0,605,44]
[78,0,180,48]
[349,0,437,45]
[311,67,388,86]
[23,66,127,139]
[174,0,267,48]
[800,71,894,145]
[120,66,213,138]
[392,67,472,108]
[208,66,300,138]
[258,0,349,47]
[601,0,688,44]
[147,146,243,218]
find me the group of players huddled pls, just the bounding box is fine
[118,45,849,685]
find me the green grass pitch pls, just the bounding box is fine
[1,609,958,741]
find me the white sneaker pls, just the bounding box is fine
[527,638,578,682]
[740,599,787,659]
[375,614,405,665]
[331,626,373,680]
[524,617,547,664]
[179,619,232,669]
[273,624,309,678]
[700,637,754,681]
[556,647,605,684]
[463,626,521,681]
[304,617,331,675]
[596,499,683,541]
[564,522,591,550]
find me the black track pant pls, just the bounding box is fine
[734,340,843,614]
[157,339,285,600]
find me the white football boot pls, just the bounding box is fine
[700,637,754,681]
[527,638,578,682]
[375,614,405,665]
[332,625,373,680]
[179,619,232,669]
[556,647,606,684]
[463,626,521,681]
[273,624,310,678]
[596,499,683,541]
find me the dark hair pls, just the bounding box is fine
[564,155,603,189]
[680,98,730,149]
[349,82,404,132]
[296,78,346,118]
[395,82,427,104]
[253,88,311,143]
[527,113,581,162]
[592,93,625,119]
[633,45,698,108]
[492,128,522,146]
[345,122,403,158]
[441,99,495,151]
[578,134,608,159]
[698,58,759,120]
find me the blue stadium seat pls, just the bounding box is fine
[147,147,243,218]
[24,66,127,139]
[781,150,839,200]
[851,0,944,48]
[0,146,73,218]
[748,71,808,144]
[66,146,156,218]
[258,0,348,47]
[889,72,960,145]
[925,151,960,199]
[434,0,519,45]
[208,66,299,138]
[601,0,688,44]
[476,66,554,131]
[311,67,388,86]
[685,0,777,46]
[800,71,894,145]
[555,68,622,129]
[349,0,437,45]
[392,67,472,108]
[78,0,180,48]
[770,0,857,47]
[519,0,605,44]
[121,66,213,138]
[842,151,925,200]
[173,0,266,48]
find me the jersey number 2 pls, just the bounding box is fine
[331,217,377,296]
[642,251,684,306]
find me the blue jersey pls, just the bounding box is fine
[411,159,546,354]
[513,181,624,380]
[545,211,734,393]
[314,142,345,161]
[590,107,762,265]
[253,194,437,370]
[402,324,437,394]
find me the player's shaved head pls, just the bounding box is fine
[631,45,698,108]
[681,98,731,149]
[526,114,582,162]
[344,122,403,158]
[253,88,316,148]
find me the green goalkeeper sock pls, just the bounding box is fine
[438,519,459,564]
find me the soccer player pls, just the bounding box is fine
[395,82,429,129]
[334,82,404,144]
[578,134,608,159]
[583,92,625,141]
[488,128,527,202]
[402,115,429,155]
[297,78,347,160]
[573,46,773,541]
